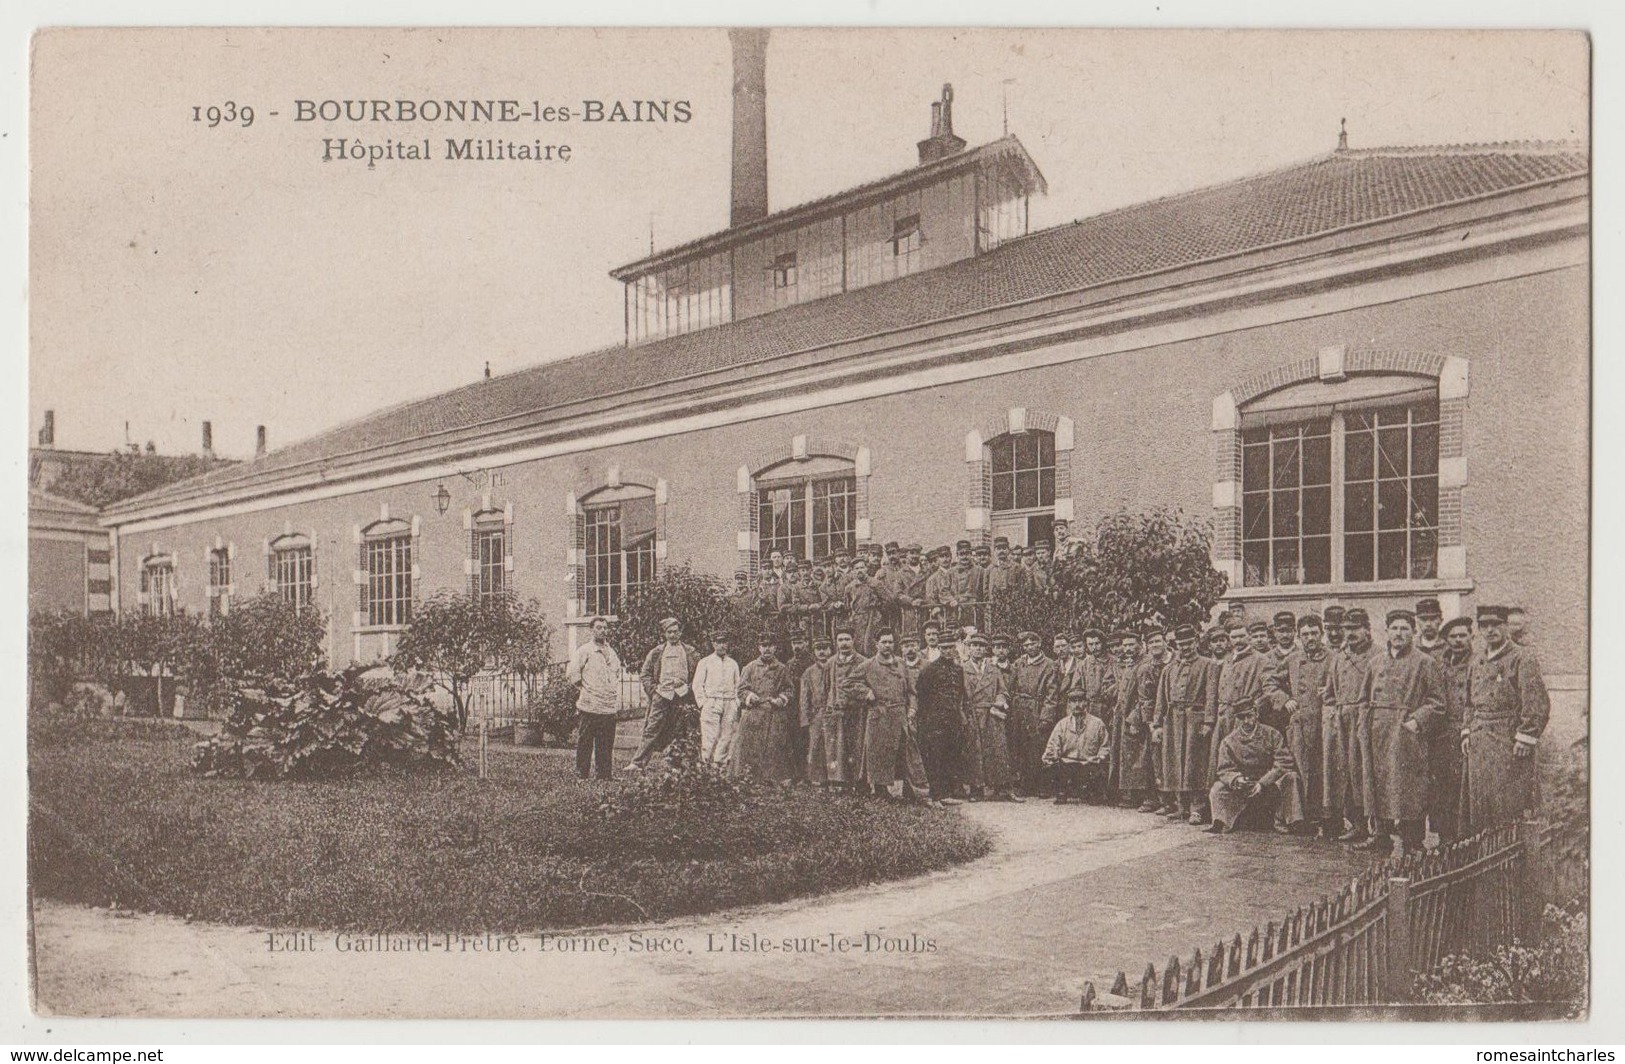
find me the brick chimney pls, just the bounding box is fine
[729,28,770,227]
[917,83,967,165]
[201,420,213,458]
[37,409,54,448]
[256,425,267,457]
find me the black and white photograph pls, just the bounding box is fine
[18,20,1595,1032]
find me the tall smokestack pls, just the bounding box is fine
[201,420,213,458]
[255,425,268,457]
[729,28,769,227]
[38,410,55,448]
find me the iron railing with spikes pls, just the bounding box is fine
[1078,818,1552,1014]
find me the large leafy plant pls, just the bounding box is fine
[190,665,460,779]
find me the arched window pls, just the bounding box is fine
[1237,376,1439,587]
[580,485,657,616]
[269,533,314,611]
[360,520,413,626]
[988,429,1056,548]
[753,455,857,562]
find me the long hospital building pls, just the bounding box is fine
[102,33,1590,726]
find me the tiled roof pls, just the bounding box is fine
[111,141,1587,516]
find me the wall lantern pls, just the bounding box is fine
[432,482,452,515]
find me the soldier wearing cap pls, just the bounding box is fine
[733,635,798,784]
[987,536,1027,597]
[1029,541,1056,595]
[886,542,930,644]
[951,544,988,631]
[1353,608,1446,856]
[630,617,703,771]
[1206,692,1308,835]
[923,546,958,629]
[844,555,892,656]
[961,632,1016,800]
[692,630,743,768]
[1008,629,1062,796]
[732,569,751,598]
[1044,685,1112,804]
[914,636,969,804]
[1505,606,1532,647]
[1323,607,1379,842]
[1272,611,1298,656]
[1208,619,1276,803]
[1267,612,1334,835]
[1154,621,1220,822]
[1414,598,1445,656]
[856,630,930,799]
[797,636,834,783]
[1322,605,1347,651]
[1431,615,1475,843]
[1126,626,1172,813]
[1109,629,1146,805]
[1461,606,1550,832]
[813,624,869,788]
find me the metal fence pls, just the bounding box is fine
[461,663,647,729]
[1079,819,1552,1013]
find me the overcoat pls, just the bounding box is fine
[1209,649,1270,786]
[915,654,969,797]
[856,653,927,790]
[961,658,1013,791]
[1322,643,1379,819]
[1009,655,1062,791]
[1462,644,1550,831]
[1208,722,1307,829]
[732,658,798,782]
[1358,646,1446,821]
[1155,652,1219,794]
[1108,656,1144,792]
[1268,646,1333,823]
[1120,653,1167,792]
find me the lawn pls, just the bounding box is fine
[28,728,991,933]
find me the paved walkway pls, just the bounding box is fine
[33,803,1372,1019]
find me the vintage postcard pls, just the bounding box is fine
[24,25,1590,1023]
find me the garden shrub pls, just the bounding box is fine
[389,591,553,733]
[527,675,581,746]
[190,665,460,779]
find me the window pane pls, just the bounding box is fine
[1037,468,1055,507]
[1378,479,1408,530]
[992,474,1014,513]
[1409,529,1438,579]
[1302,486,1331,536]
[1243,492,1271,540]
[1377,428,1408,480]
[1346,430,1374,481]
[1377,531,1408,580]
[1272,489,1300,537]
[990,438,1015,476]
[1303,536,1332,584]
[1272,538,1301,585]
[1303,434,1331,486]
[1345,481,1374,532]
[1410,477,1439,530]
[1272,438,1301,488]
[1014,433,1038,468]
[1014,469,1040,510]
[1344,533,1374,583]
[1411,424,1439,476]
[1243,541,1270,588]
[1243,442,1269,489]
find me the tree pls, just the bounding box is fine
[168,594,329,716]
[43,449,229,509]
[991,507,1229,638]
[607,564,773,666]
[388,591,554,732]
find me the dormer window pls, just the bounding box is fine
[770,251,798,290]
[891,214,923,260]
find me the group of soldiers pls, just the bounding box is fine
[609,589,1550,857]
[730,535,1074,647]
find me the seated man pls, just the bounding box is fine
[1042,689,1111,804]
[1206,693,1307,834]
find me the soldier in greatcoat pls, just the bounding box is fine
[1007,631,1061,796]
[1461,605,1550,832]
[1153,623,1219,822]
[1356,609,1446,856]
[1414,597,1445,657]
[857,630,929,798]
[844,561,891,656]
[1431,615,1474,844]
[1267,613,1333,835]
[962,633,1017,800]
[1322,607,1379,843]
[799,638,835,785]
[814,625,870,788]
[1209,620,1273,801]
[1128,627,1173,814]
[914,641,969,803]
[1322,604,1347,652]
[886,544,930,644]
[733,636,799,784]
[1103,631,1147,809]
[1206,693,1307,834]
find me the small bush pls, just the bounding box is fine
[595,760,760,821]
[190,666,460,780]
[1413,903,1588,1009]
[527,676,580,746]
